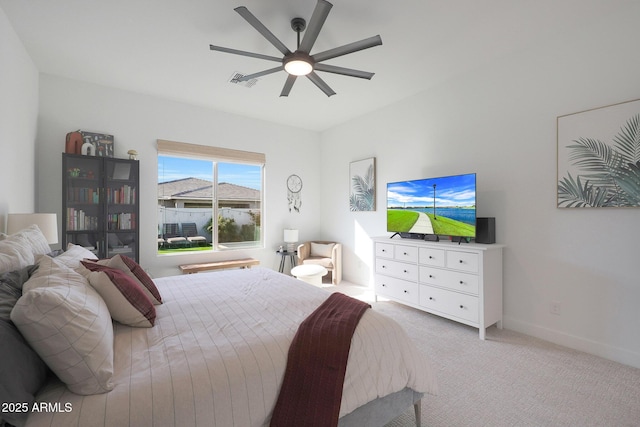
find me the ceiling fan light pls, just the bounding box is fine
[284,59,313,76]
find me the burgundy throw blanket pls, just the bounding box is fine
[270,292,371,427]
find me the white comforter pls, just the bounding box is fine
[26,268,437,427]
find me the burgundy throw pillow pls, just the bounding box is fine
[80,261,156,327]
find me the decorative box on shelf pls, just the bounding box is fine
[65,130,114,157]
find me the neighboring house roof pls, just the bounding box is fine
[158,178,259,201]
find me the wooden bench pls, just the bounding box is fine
[179,258,259,274]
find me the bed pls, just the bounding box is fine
[1,228,437,427]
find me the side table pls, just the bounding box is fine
[277,250,297,273]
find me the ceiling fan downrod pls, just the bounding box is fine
[290,17,306,49]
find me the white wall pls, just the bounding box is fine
[0,7,38,225]
[320,3,640,368]
[36,75,321,277]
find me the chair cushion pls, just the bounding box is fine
[302,256,334,269]
[166,237,187,243]
[310,242,335,258]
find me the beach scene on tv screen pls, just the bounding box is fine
[387,174,476,237]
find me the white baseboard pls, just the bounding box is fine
[503,315,640,369]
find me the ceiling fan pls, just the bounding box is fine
[209,0,382,97]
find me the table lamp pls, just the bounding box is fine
[7,213,59,245]
[283,229,298,253]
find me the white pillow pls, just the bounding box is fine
[6,224,50,256]
[11,256,114,395]
[0,224,51,274]
[54,243,98,271]
[310,242,335,258]
[0,243,33,275]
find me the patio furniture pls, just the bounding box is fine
[181,223,208,246]
[162,223,188,248]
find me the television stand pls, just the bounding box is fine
[372,236,504,340]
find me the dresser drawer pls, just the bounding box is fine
[375,242,395,259]
[446,250,479,273]
[375,274,419,305]
[394,245,418,262]
[419,266,479,295]
[419,285,479,323]
[376,259,418,281]
[419,247,445,267]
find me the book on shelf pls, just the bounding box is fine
[66,208,98,231]
[107,185,136,204]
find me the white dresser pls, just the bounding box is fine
[373,236,504,339]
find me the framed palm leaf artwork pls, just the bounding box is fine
[349,157,376,211]
[557,98,640,208]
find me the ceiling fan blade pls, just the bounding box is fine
[209,45,282,62]
[234,6,291,56]
[312,35,382,63]
[313,63,375,80]
[237,66,284,82]
[306,71,336,97]
[298,0,333,53]
[280,75,297,97]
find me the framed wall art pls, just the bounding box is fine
[349,157,376,211]
[557,98,640,208]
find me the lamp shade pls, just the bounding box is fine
[7,213,59,244]
[283,229,299,243]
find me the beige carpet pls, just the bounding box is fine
[327,283,640,427]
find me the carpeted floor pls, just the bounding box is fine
[328,283,640,427]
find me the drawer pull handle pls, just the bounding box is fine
[459,305,464,309]
[382,284,386,287]
[429,275,433,278]
[459,260,463,264]
[459,280,464,284]
[382,265,386,269]
[403,290,408,293]
[429,297,433,300]
[403,269,408,273]
[382,249,386,252]
[429,255,433,259]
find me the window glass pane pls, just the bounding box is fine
[217,163,262,248]
[157,155,262,254]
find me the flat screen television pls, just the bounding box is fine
[387,173,476,240]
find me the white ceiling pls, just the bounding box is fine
[0,0,620,131]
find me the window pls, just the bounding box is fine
[157,140,264,253]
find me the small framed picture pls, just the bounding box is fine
[112,163,131,180]
[81,131,114,157]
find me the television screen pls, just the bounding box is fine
[387,173,476,238]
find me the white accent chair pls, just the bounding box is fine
[296,241,342,285]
